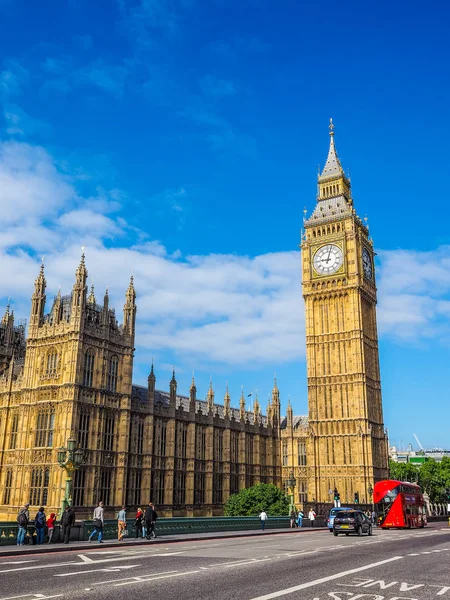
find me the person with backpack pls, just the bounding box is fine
[61,505,75,544]
[34,507,47,545]
[16,503,29,546]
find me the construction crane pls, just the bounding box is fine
[413,433,425,452]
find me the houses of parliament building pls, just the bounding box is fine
[0,123,389,520]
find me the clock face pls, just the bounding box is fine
[313,244,344,275]
[362,247,373,280]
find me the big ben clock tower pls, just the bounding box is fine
[302,120,388,506]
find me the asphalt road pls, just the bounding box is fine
[0,524,449,600]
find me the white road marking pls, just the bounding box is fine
[1,561,37,565]
[113,570,201,587]
[92,570,179,585]
[247,556,404,600]
[0,596,63,600]
[55,565,141,576]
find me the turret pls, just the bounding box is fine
[169,368,177,405]
[87,284,96,305]
[224,383,231,418]
[206,378,214,413]
[148,361,156,402]
[287,396,293,428]
[240,388,246,422]
[71,253,87,318]
[253,393,260,419]
[189,374,197,412]
[271,376,281,429]
[123,275,136,336]
[29,261,46,329]
[52,289,62,324]
[1,300,10,326]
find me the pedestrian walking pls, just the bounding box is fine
[297,510,304,528]
[144,502,157,539]
[46,513,56,543]
[61,505,75,544]
[259,510,268,531]
[117,506,127,541]
[89,501,104,543]
[135,507,144,539]
[371,510,376,525]
[308,508,316,527]
[34,507,46,545]
[16,503,29,546]
[290,509,297,528]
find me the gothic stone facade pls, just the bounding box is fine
[0,259,283,519]
[301,121,389,505]
[0,123,387,519]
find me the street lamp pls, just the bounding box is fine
[57,437,84,517]
[285,471,297,514]
[368,484,374,514]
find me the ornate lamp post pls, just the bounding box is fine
[57,437,84,517]
[285,471,297,514]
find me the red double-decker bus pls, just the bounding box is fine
[373,480,427,529]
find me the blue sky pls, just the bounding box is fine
[1,0,450,448]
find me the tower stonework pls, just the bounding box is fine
[302,121,388,505]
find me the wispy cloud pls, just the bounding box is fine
[199,75,236,98]
[2,138,450,370]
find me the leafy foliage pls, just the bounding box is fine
[223,483,290,516]
[389,458,450,503]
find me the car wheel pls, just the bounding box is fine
[345,532,349,536]
[333,531,338,536]
[329,529,334,533]
[368,525,373,536]
[357,526,362,536]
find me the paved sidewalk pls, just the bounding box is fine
[0,526,328,557]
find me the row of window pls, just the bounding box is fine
[3,463,278,508]
[282,441,307,467]
[83,351,118,392]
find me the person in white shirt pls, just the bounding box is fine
[89,501,104,543]
[308,508,316,527]
[259,510,268,531]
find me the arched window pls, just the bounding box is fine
[107,356,119,392]
[46,349,58,376]
[83,350,95,387]
[30,467,50,506]
[35,411,55,447]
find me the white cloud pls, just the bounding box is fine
[2,138,450,370]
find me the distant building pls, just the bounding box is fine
[389,446,450,464]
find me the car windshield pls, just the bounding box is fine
[330,507,350,516]
[336,511,356,518]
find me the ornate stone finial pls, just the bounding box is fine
[1,299,10,325]
[224,382,231,417]
[171,367,176,383]
[88,284,96,305]
[190,371,196,390]
[207,377,214,411]
[329,117,334,136]
[150,359,154,375]
[74,249,88,285]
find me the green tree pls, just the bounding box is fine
[223,483,290,516]
[389,460,418,483]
